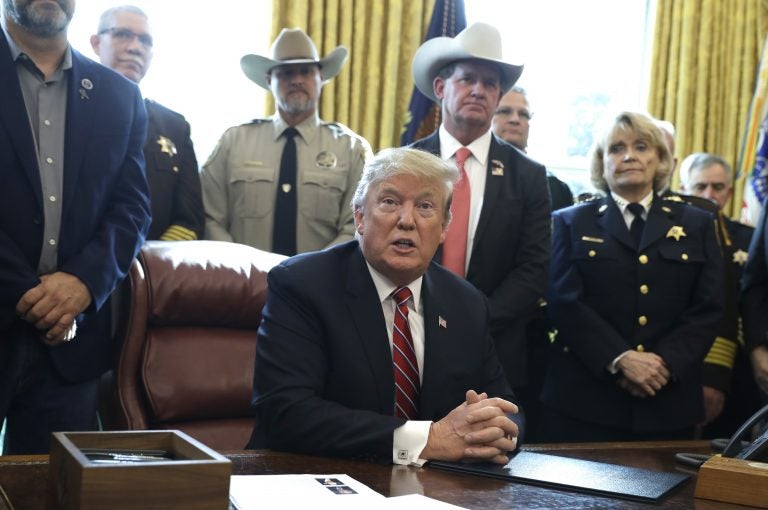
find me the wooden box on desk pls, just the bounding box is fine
[48,430,231,510]
[694,455,768,508]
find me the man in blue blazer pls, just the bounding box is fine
[742,200,768,402]
[408,23,551,398]
[249,148,520,464]
[0,0,151,453]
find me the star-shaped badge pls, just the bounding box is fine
[156,135,177,156]
[733,249,748,266]
[666,225,686,241]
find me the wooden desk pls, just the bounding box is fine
[0,441,749,509]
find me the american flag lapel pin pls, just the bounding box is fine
[438,316,447,328]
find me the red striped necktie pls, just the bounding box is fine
[392,286,419,419]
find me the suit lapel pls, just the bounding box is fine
[472,137,505,249]
[415,131,441,155]
[420,267,448,406]
[640,196,675,250]
[0,32,42,208]
[62,50,96,217]
[344,247,396,413]
[597,195,636,251]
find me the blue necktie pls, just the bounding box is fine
[628,202,645,247]
[273,127,298,256]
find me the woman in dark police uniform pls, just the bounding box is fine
[541,111,723,441]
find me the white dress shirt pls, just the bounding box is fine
[366,263,431,466]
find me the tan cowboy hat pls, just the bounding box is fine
[241,28,348,90]
[412,22,523,103]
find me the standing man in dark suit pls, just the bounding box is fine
[492,86,573,211]
[249,147,520,465]
[408,23,551,404]
[0,0,151,453]
[91,5,203,241]
[542,111,723,441]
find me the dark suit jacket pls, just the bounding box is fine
[742,201,768,351]
[410,132,551,387]
[248,241,515,461]
[543,195,723,432]
[547,171,573,211]
[144,99,203,240]
[0,34,151,382]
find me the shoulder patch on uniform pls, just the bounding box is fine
[575,192,601,204]
[243,118,270,126]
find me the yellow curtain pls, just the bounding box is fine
[269,0,435,151]
[649,0,768,218]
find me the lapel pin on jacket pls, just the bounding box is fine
[666,225,686,241]
[491,159,504,176]
[79,78,92,100]
[156,135,177,156]
[438,316,447,328]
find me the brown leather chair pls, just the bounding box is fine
[103,240,285,450]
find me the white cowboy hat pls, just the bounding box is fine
[412,22,523,103]
[241,28,348,90]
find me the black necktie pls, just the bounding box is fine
[628,202,645,247]
[273,127,298,256]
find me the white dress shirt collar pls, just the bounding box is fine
[438,124,491,167]
[366,262,423,310]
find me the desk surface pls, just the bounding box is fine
[0,441,749,510]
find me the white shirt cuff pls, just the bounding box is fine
[392,421,431,466]
[608,350,632,374]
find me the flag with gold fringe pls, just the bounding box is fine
[739,34,768,225]
[400,0,466,146]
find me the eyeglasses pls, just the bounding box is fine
[99,27,153,49]
[494,107,532,121]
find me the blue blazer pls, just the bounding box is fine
[249,241,516,461]
[0,34,151,382]
[544,195,723,432]
[742,201,768,351]
[410,132,551,387]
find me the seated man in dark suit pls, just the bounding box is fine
[248,147,520,465]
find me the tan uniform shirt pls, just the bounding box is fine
[202,112,370,253]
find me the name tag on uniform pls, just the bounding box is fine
[581,236,604,243]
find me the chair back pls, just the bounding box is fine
[107,240,285,450]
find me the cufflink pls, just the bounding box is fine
[397,450,409,460]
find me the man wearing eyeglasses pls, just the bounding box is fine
[492,86,573,211]
[0,0,150,453]
[91,5,204,241]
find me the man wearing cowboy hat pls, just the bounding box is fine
[201,28,371,256]
[409,23,551,407]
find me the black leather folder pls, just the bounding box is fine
[430,451,690,503]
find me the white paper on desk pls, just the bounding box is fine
[386,494,468,509]
[229,474,384,509]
